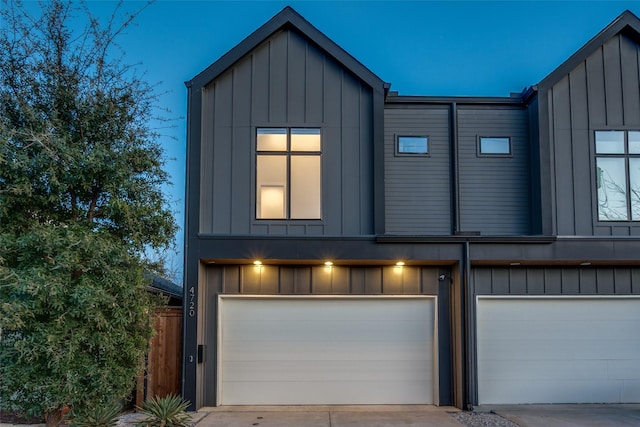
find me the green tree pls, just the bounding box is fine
[0,1,177,425]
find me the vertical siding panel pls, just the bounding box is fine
[525,268,545,294]
[251,42,269,124]
[350,268,365,293]
[421,268,439,295]
[331,267,349,293]
[402,267,421,294]
[241,265,260,293]
[341,73,361,234]
[360,87,374,234]
[311,266,332,293]
[231,58,252,233]
[586,48,607,127]
[259,266,279,293]
[560,268,580,294]
[382,267,403,294]
[473,269,492,295]
[279,267,294,294]
[212,125,232,233]
[268,32,287,123]
[603,37,624,126]
[596,268,615,294]
[613,268,632,294]
[543,268,562,294]
[287,32,306,124]
[365,268,382,294]
[620,35,640,127]
[305,44,324,123]
[569,63,593,235]
[200,87,215,233]
[508,269,527,294]
[552,76,575,235]
[491,269,509,294]
[222,266,240,294]
[323,61,343,234]
[632,268,640,293]
[579,268,597,294]
[294,267,311,294]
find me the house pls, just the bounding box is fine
[182,7,640,410]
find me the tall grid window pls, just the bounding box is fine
[595,130,640,221]
[256,128,321,219]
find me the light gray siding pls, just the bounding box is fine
[200,29,374,236]
[458,107,530,235]
[548,34,640,236]
[473,266,640,295]
[384,106,451,235]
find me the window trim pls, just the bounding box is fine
[255,127,322,221]
[477,136,512,157]
[594,129,640,223]
[395,135,430,157]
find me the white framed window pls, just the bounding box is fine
[478,136,511,156]
[256,128,321,220]
[595,130,640,221]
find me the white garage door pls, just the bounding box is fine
[477,297,640,404]
[219,297,436,405]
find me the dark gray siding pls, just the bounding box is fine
[548,34,640,236]
[473,266,640,295]
[384,106,451,234]
[457,107,530,235]
[200,29,374,236]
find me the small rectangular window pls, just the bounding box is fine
[397,136,428,155]
[479,137,511,155]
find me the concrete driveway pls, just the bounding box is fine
[480,404,640,427]
[193,404,640,427]
[194,406,464,427]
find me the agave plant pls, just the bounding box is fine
[69,402,121,427]
[135,394,191,427]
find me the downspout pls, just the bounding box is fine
[463,239,473,410]
[450,102,460,234]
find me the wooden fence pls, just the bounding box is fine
[136,307,182,405]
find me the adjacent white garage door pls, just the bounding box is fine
[477,297,640,404]
[219,297,436,405]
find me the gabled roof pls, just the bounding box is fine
[187,6,386,91]
[538,10,640,89]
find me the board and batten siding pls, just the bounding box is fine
[457,107,530,235]
[199,29,374,236]
[384,106,451,235]
[473,266,640,295]
[548,34,640,236]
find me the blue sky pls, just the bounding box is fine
[73,0,640,282]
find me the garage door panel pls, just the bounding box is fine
[223,380,432,405]
[224,340,432,361]
[223,360,433,382]
[220,298,435,405]
[477,298,640,404]
[224,320,431,341]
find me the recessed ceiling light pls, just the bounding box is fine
[510,262,521,266]
[395,261,405,266]
[580,262,592,266]
[253,260,262,265]
[324,261,333,266]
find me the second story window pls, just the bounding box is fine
[595,130,640,221]
[256,128,321,220]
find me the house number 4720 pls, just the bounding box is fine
[188,286,196,317]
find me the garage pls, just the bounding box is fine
[218,296,437,405]
[477,297,640,404]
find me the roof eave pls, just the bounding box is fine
[538,10,640,90]
[187,6,385,92]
